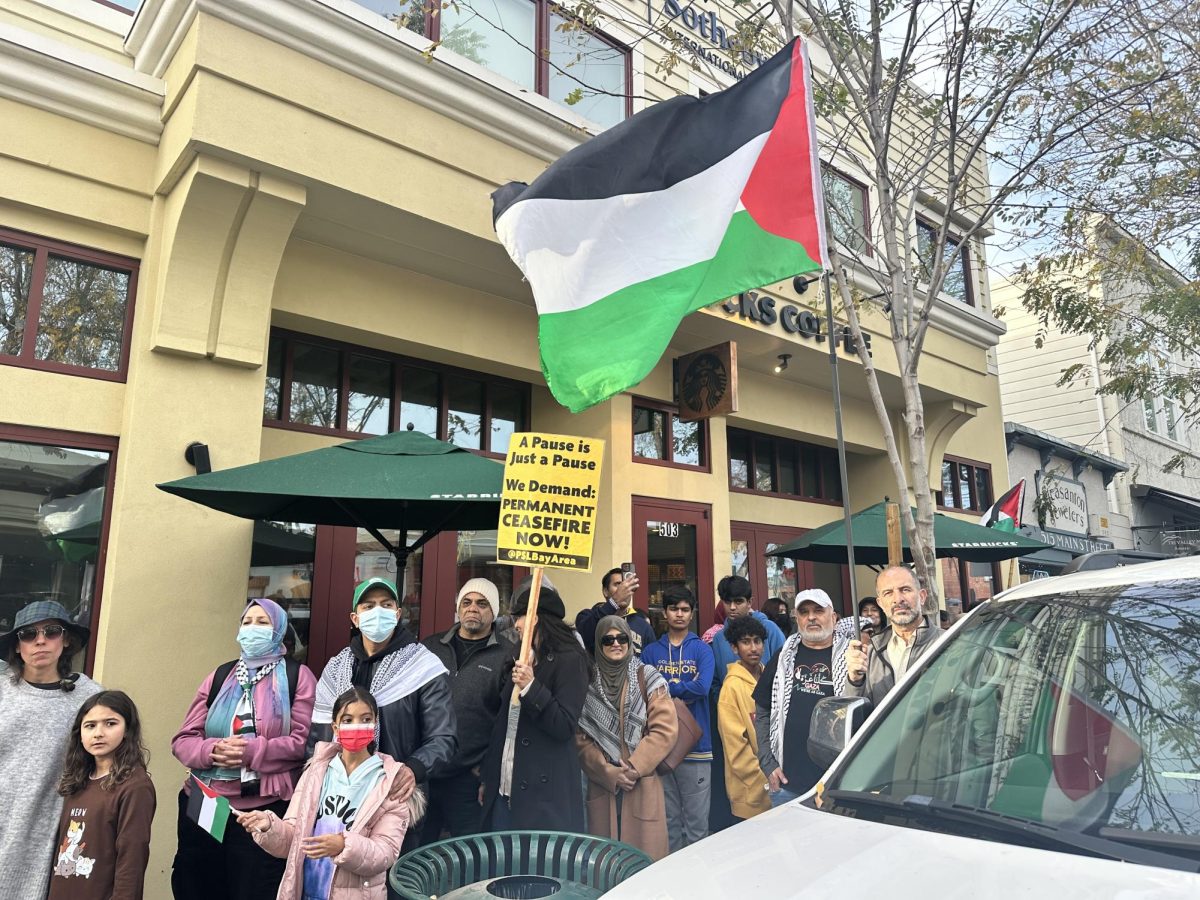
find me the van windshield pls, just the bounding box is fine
[828,581,1200,840]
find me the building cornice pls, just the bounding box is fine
[126,0,593,163]
[0,23,164,143]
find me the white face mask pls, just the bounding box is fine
[357,606,398,643]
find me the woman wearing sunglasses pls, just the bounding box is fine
[577,616,678,861]
[0,599,102,900]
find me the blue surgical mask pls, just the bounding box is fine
[237,624,277,659]
[357,606,399,643]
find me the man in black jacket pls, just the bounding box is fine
[309,577,457,845]
[575,568,657,657]
[421,577,516,840]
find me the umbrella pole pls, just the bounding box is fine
[825,272,862,642]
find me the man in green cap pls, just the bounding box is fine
[309,577,456,845]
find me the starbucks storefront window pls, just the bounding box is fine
[0,433,115,671]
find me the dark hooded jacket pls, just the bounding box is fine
[308,629,457,785]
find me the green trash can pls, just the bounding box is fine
[389,831,653,899]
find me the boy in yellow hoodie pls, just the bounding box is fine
[717,615,771,821]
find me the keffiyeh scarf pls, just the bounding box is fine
[312,642,447,729]
[578,658,667,765]
[768,617,863,768]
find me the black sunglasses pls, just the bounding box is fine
[600,634,631,647]
[17,624,65,643]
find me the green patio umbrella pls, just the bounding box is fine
[767,501,1051,565]
[157,430,503,570]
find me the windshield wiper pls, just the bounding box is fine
[824,790,1200,873]
[1098,826,1200,855]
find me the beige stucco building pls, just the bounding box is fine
[1,0,1011,890]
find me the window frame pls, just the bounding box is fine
[0,227,139,382]
[935,454,993,513]
[915,216,974,307]
[631,396,710,472]
[726,426,844,504]
[0,423,119,676]
[265,328,531,457]
[821,165,872,258]
[417,0,633,124]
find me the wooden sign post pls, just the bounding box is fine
[886,502,903,567]
[511,567,543,706]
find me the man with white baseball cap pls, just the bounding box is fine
[421,577,516,840]
[751,589,855,807]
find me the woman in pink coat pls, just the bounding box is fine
[236,687,424,900]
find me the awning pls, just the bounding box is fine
[1132,486,1200,521]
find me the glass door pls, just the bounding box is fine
[632,497,714,636]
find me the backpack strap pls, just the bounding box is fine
[205,658,301,711]
[205,660,238,710]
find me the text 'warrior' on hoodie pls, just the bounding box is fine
[642,631,715,759]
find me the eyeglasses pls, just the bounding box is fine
[600,634,630,647]
[17,625,65,643]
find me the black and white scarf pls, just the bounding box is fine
[312,643,446,726]
[768,617,862,767]
[578,658,667,765]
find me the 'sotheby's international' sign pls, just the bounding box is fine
[650,0,768,80]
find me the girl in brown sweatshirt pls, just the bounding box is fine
[48,690,157,900]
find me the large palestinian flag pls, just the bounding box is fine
[492,39,827,413]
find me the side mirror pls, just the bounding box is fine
[807,696,871,771]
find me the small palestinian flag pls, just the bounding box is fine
[492,38,827,413]
[979,480,1025,532]
[186,775,231,842]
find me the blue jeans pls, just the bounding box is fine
[769,787,801,808]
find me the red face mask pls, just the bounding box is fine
[336,724,374,753]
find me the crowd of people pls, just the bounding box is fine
[0,563,936,900]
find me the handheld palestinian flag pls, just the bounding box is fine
[979,480,1025,532]
[492,38,827,413]
[186,775,231,842]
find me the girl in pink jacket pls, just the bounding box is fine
[235,687,425,900]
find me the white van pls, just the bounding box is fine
[608,557,1200,898]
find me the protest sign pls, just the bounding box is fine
[496,432,604,571]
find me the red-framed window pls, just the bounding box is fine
[0,228,138,382]
[730,521,853,617]
[396,0,632,128]
[727,427,843,503]
[0,423,119,676]
[822,166,871,257]
[632,397,709,471]
[936,455,993,513]
[916,217,973,306]
[264,329,530,456]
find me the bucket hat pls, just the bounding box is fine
[0,599,90,659]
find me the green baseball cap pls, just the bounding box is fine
[352,577,399,609]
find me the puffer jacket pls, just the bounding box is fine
[843,615,942,706]
[252,742,423,900]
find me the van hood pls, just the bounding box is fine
[606,801,1200,898]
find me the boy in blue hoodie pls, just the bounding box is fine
[641,584,714,852]
[710,575,786,691]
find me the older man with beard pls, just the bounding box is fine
[421,578,516,841]
[751,590,850,807]
[844,566,942,706]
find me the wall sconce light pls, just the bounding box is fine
[774,353,791,374]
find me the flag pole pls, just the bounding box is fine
[824,271,861,642]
